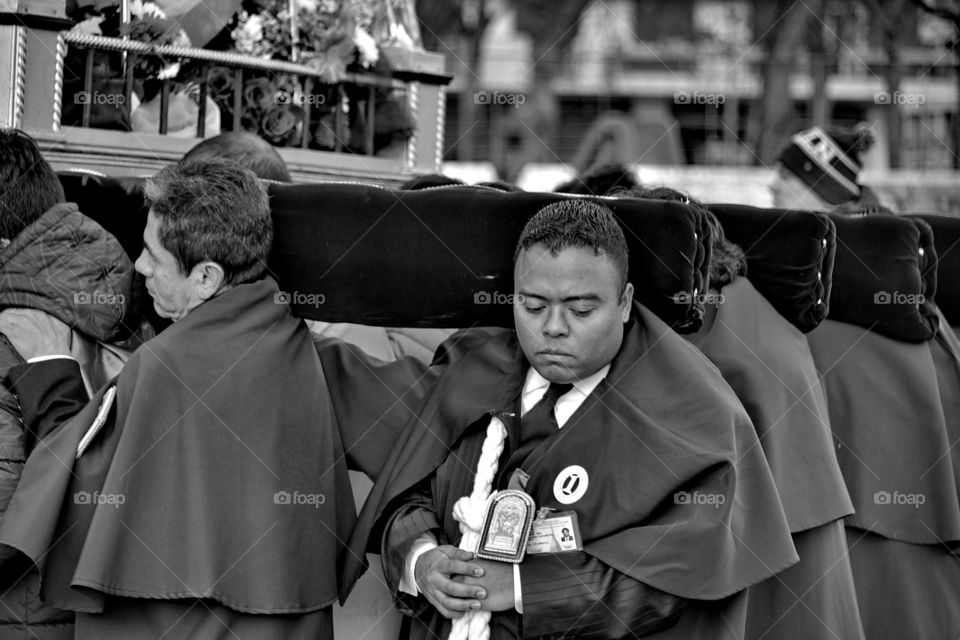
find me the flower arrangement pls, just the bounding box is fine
[69,1,192,80]
[232,0,379,83]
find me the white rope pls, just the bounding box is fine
[447,414,509,640]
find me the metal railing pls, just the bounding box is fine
[63,32,407,155]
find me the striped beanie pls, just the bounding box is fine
[777,125,875,205]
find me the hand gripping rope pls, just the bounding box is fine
[447,414,509,640]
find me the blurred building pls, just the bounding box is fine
[433,0,958,177]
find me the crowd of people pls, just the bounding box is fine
[0,123,957,640]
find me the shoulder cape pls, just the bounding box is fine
[807,316,960,545]
[686,277,853,533]
[0,278,355,614]
[344,303,797,601]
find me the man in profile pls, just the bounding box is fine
[0,158,355,639]
[345,199,797,639]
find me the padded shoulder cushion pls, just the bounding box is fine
[708,204,834,333]
[267,184,711,330]
[909,213,960,328]
[58,171,148,262]
[825,214,938,342]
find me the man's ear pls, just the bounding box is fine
[619,282,634,322]
[191,261,227,301]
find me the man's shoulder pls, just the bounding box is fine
[431,326,516,367]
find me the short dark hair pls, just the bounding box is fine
[0,129,65,239]
[143,159,272,285]
[515,199,629,293]
[554,163,640,196]
[182,132,291,182]
[621,185,747,290]
[399,173,464,190]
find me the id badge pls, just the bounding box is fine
[525,510,583,554]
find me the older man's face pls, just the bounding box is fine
[514,244,633,383]
[135,210,204,321]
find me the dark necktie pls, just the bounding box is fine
[501,382,574,480]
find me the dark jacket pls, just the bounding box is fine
[0,202,133,640]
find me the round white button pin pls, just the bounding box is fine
[553,465,589,505]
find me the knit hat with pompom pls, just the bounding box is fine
[777,124,875,205]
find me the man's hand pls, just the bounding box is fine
[0,308,72,361]
[414,545,486,619]
[455,559,515,612]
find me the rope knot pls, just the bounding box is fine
[452,496,487,534]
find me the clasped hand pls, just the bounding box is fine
[414,545,515,619]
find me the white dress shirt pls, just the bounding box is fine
[400,364,611,611]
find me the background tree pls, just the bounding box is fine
[747,0,824,165]
[911,0,960,168]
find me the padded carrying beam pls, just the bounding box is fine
[266,184,711,331]
[58,175,711,331]
[59,171,148,263]
[826,214,938,342]
[909,214,960,328]
[708,204,835,333]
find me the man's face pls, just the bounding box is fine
[135,210,203,321]
[514,244,633,383]
[769,164,829,210]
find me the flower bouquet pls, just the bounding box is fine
[232,0,380,82]
[224,0,416,152]
[64,1,203,131]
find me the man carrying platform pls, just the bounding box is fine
[0,158,355,639]
[344,199,798,639]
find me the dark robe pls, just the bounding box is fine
[807,315,960,640]
[685,278,864,640]
[0,278,355,639]
[345,302,798,639]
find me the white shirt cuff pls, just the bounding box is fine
[27,355,76,364]
[514,562,523,613]
[400,534,438,596]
